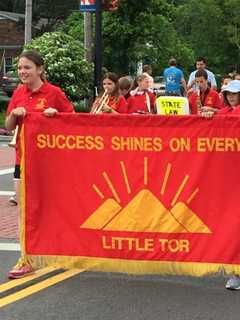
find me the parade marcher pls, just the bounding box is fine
[119,76,133,100]
[91,72,127,114]
[217,80,240,115]
[127,73,156,114]
[188,69,221,115]
[219,74,232,107]
[5,50,74,279]
[142,64,153,76]
[142,65,154,90]
[201,80,240,290]
[233,73,240,81]
[187,57,217,94]
[163,58,187,96]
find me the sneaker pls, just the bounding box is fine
[8,259,34,279]
[225,276,240,290]
[9,195,17,206]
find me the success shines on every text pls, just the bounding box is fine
[36,134,240,152]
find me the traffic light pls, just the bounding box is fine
[102,0,118,11]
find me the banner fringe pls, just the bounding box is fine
[25,255,240,277]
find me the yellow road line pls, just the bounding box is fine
[0,269,83,308]
[0,267,57,294]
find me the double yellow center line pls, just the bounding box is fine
[0,267,83,308]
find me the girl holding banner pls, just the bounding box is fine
[5,50,74,279]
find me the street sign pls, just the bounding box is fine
[79,0,96,12]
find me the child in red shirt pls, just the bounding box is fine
[91,72,127,114]
[5,50,74,280]
[201,80,240,290]
[127,73,156,114]
[188,69,222,115]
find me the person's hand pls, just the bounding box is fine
[201,106,218,113]
[200,109,215,118]
[11,107,26,118]
[43,107,58,117]
[101,105,113,113]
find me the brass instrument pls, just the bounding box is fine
[91,91,109,114]
[196,89,202,114]
[8,125,19,148]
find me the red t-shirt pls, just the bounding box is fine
[93,95,127,113]
[188,88,222,114]
[108,95,128,113]
[127,91,156,114]
[218,105,240,114]
[7,81,74,164]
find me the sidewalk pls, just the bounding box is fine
[0,196,18,240]
[0,145,18,241]
[0,142,15,168]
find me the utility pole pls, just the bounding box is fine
[84,12,93,63]
[94,0,102,95]
[25,0,32,44]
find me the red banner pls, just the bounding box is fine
[21,113,240,276]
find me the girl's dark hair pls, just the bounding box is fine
[18,50,46,80]
[101,72,120,97]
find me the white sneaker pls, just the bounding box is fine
[225,276,240,290]
[9,195,17,206]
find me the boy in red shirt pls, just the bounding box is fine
[188,69,222,114]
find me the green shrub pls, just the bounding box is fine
[0,111,6,128]
[0,98,10,112]
[25,32,94,102]
[74,100,90,113]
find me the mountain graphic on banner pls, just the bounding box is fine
[80,189,211,233]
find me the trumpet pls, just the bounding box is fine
[8,125,19,148]
[91,91,109,114]
[196,88,202,114]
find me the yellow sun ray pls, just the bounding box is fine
[144,157,148,185]
[187,188,199,204]
[120,161,131,194]
[103,171,121,203]
[92,184,105,199]
[171,174,189,207]
[160,163,172,195]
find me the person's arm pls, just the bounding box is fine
[5,107,26,131]
[181,78,188,96]
[187,72,195,90]
[208,71,217,90]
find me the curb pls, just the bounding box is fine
[0,135,12,142]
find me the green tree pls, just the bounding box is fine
[25,31,93,102]
[61,1,194,77]
[222,0,240,71]
[102,0,194,75]
[32,0,79,34]
[174,0,240,74]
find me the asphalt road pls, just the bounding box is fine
[0,251,240,320]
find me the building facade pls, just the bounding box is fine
[0,11,25,76]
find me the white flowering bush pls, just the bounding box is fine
[25,32,93,102]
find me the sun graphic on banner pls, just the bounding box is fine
[80,157,211,234]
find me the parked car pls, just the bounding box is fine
[1,71,20,97]
[153,76,165,96]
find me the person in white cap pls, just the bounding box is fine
[201,80,240,289]
[222,81,240,290]
[201,80,240,118]
[220,80,240,114]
